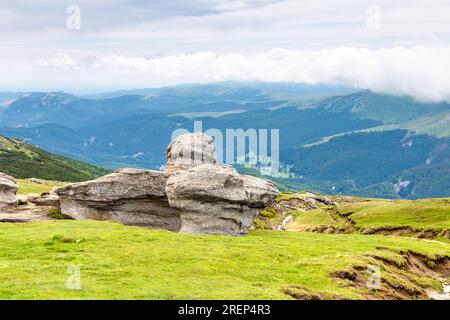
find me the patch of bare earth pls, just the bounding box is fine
[330,250,450,300]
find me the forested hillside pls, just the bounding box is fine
[0,135,108,181]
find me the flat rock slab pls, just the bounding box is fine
[56,168,182,231]
[56,168,170,201]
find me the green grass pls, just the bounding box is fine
[17,179,66,195]
[288,209,343,231]
[338,198,450,230]
[0,220,448,299]
[287,198,450,236]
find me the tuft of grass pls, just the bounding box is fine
[275,192,298,202]
[427,260,437,269]
[253,218,269,229]
[47,208,72,220]
[51,234,85,243]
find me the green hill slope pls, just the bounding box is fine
[267,193,450,241]
[0,135,109,182]
[319,91,450,124]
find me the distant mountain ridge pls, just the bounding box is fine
[1,82,450,198]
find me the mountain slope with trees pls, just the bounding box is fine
[0,135,108,182]
[1,84,450,198]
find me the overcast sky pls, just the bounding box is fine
[1,0,450,100]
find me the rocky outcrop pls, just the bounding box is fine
[56,168,181,231]
[56,134,279,235]
[28,178,45,185]
[166,132,217,171]
[166,164,278,235]
[0,173,19,210]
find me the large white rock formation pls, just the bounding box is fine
[56,133,278,235]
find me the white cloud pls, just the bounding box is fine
[1,1,450,99]
[0,46,450,102]
[6,46,449,102]
[34,53,81,69]
[1,0,450,56]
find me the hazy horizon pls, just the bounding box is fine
[1,1,450,101]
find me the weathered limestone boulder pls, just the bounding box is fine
[165,164,278,235]
[166,132,217,171]
[54,133,279,235]
[0,172,19,210]
[55,168,181,230]
[28,188,60,208]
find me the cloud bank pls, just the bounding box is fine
[1,1,450,100]
[2,46,450,102]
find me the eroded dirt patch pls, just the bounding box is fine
[329,251,450,300]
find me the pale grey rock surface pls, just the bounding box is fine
[0,172,19,210]
[166,132,217,171]
[56,168,169,202]
[165,164,278,235]
[56,168,181,231]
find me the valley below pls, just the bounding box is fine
[2,84,450,199]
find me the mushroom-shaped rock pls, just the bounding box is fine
[0,172,19,210]
[55,168,181,230]
[166,132,217,171]
[165,164,278,235]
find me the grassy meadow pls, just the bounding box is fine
[278,194,450,242]
[0,220,449,299]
